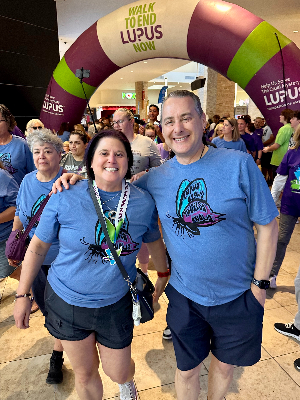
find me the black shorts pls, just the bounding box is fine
[165,284,264,371]
[44,282,134,349]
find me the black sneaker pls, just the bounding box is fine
[274,322,300,341]
[294,358,300,371]
[46,352,64,384]
[162,325,172,340]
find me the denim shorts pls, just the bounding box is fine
[165,284,264,371]
[44,281,134,349]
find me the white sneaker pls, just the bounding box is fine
[269,275,277,289]
[119,379,138,400]
[162,326,172,340]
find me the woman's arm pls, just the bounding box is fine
[12,215,23,231]
[0,206,16,224]
[14,235,51,329]
[146,238,169,303]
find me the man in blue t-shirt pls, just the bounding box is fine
[135,91,278,400]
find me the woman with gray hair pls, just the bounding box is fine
[25,118,45,136]
[8,128,66,385]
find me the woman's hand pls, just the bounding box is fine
[52,173,83,193]
[14,297,32,329]
[8,259,20,268]
[262,146,269,153]
[153,276,169,303]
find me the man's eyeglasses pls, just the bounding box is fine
[112,119,129,126]
[32,126,43,130]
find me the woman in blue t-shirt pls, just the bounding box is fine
[0,163,19,279]
[212,118,247,152]
[269,125,300,288]
[14,130,169,400]
[8,129,65,384]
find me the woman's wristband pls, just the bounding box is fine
[157,269,170,278]
[14,293,34,302]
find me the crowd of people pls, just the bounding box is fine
[0,93,300,399]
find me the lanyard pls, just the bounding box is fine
[92,179,130,244]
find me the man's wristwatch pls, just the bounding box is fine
[252,278,270,289]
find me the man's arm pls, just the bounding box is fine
[0,206,16,224]
[251,219,278,306]
[146,238,169,303]
[52,173,83,193]
[263,143,280,153]
[263,134,274,146]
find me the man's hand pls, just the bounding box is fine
[52,173,83,193]
[153,277,169,303]
[130,171,147,183]
[256,159,261,166]
[250,283,266,307]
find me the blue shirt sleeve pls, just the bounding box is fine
[240,155,278,224]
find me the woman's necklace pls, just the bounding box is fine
[101,192,120,205]
[199,145,206,159]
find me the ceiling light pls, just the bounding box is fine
[144,61,147,64]
[293,30,299,33]
[120,78,123,79]
[131,71,133,72]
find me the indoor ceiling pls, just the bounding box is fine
[55,0,300,91]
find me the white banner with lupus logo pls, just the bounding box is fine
[42,94,64,116]
[97,0,200,67]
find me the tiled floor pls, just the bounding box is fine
[1,222,300,399]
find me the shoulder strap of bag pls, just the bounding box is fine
[88,180,134,286]
[22,193,51,239]
[22,169,64,240]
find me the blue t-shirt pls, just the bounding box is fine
[240,132,255,153]
[0,169,19,241]
[0,136,35,185]
[135,147,278,306]
[35,180,160,308]
[57,131,70,142]
[277,148,300,217]
[212,137,247,152]
[15,168,63,265]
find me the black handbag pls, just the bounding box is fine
[88,181,154,324]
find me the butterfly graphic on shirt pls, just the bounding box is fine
[80,212,139,263]
[0,153,18,175]
[167,178,226,238]
[24,194,47,228]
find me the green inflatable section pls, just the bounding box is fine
[53,57,97,99]
[227,21,291,89]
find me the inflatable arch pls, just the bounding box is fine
[40,0,300,133]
